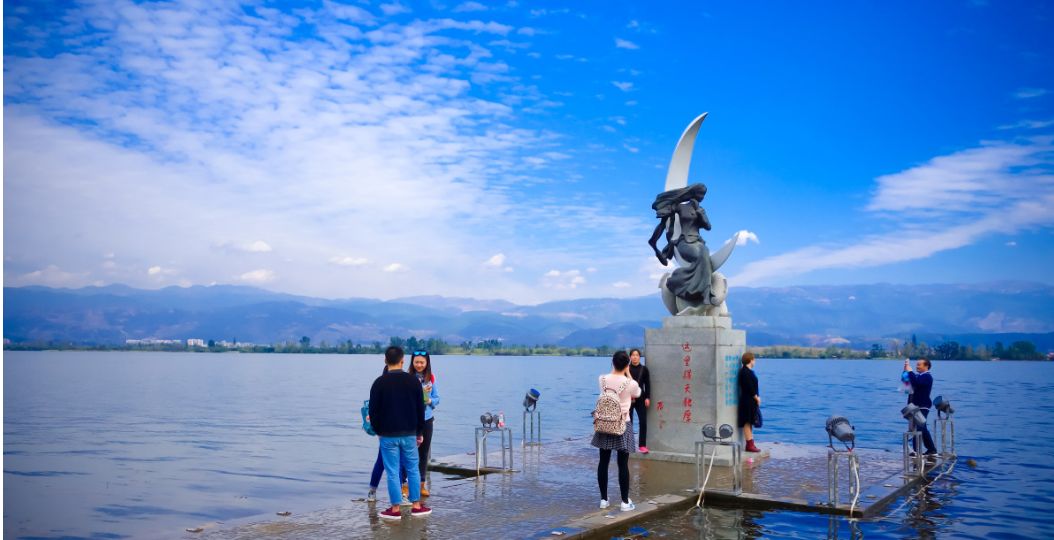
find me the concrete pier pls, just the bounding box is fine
[186,438,953,540]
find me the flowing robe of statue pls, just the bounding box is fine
[651,113,745,317]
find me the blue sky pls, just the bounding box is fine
[4,0,1053,303]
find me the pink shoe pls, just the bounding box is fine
[639,446,649,454]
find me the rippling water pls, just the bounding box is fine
[4,352,1054,539]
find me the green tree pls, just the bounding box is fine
[300,336,311,349]
[993,341,1006,358]
[1006,340,1040,360]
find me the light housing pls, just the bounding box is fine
[933,395,954,417]
[702,423,734,441]
[480,412,494,428]
[826,416,856,450]
[901,404,927,429]
[523,388,541,412]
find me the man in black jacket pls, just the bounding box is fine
[369,346,431,519]
[628,348,651,453]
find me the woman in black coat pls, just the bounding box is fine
[737,352,761,453]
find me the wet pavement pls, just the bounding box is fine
[182,439,942,540]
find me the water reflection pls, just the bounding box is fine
[826,515,863,540]
[688,507,758,540]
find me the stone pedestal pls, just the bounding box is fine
[638,316,746,466]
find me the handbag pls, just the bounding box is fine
[361,400,376,436]
[753,405,763,429]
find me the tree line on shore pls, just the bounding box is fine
[753,334,1048,360]
[5,333,1050,360]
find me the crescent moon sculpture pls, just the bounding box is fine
[650,113,742,317]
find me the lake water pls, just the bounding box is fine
[4,351,1054,539]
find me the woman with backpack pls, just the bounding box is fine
[591,350,641,512]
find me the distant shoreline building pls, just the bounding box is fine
[125,338,183,345]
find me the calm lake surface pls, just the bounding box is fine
[4,351,1054,539]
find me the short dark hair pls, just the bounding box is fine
[384,346,404,366]
[918,358,931,369]
[741,351,755,366]
[629,348,642,357]
[612,350,630,371]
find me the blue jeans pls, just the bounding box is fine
[379,435,421,505]
[370,446,406,489]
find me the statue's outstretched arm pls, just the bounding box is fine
[648,217,670,265]
[699,207,712,231]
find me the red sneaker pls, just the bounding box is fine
[411,505,432,517]
[639,446,649,454]
[378,507,402,520]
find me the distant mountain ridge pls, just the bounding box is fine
[4,282,1054,350]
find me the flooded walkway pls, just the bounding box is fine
[185,438,948,539]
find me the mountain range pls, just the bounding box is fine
[4,282,1054,351]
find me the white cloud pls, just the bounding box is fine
[613,281,631,288]
[732,139,1054,285]
[5,1,636,303]
[542,269,586,289]
[1006,241,1017,247]
[454,1,487,12]
[327,3,376,23]
[735,230,760,246]
[383,263,408,273]
[612,81,634,92]
[379,2,411,15]
[1013,87,1048,99]
[998,119,1054,130]
[147,265,177,279]
[483,253,514,272]
[330,256,370,267]
[239,269,276,283]
[8,265,90,287]
[220,240,273,253]
[614,38,639,50]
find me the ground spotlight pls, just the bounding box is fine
[901,404,927,429]
[523,388,541,412]
[702,423,734,440]
[480,412,494,428]
[934,395,954,417]
[825,416,855,450]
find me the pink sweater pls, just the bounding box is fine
[598,374,642,422]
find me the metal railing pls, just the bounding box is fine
[474,427,513,472]
[694,440,742,496]
[522,410,541,446]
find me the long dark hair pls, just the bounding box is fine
[408,351,434,383]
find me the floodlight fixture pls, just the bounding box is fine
[702,423,734,441]
[702,424,716,440]
[481,412,494,428]
[826,416,856,451]
[523,388,541,412]
[901,404,927,429]
[933,395,954,418]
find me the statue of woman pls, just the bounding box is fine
[649,183,714,304]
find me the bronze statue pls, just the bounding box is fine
[649,183,713,303]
